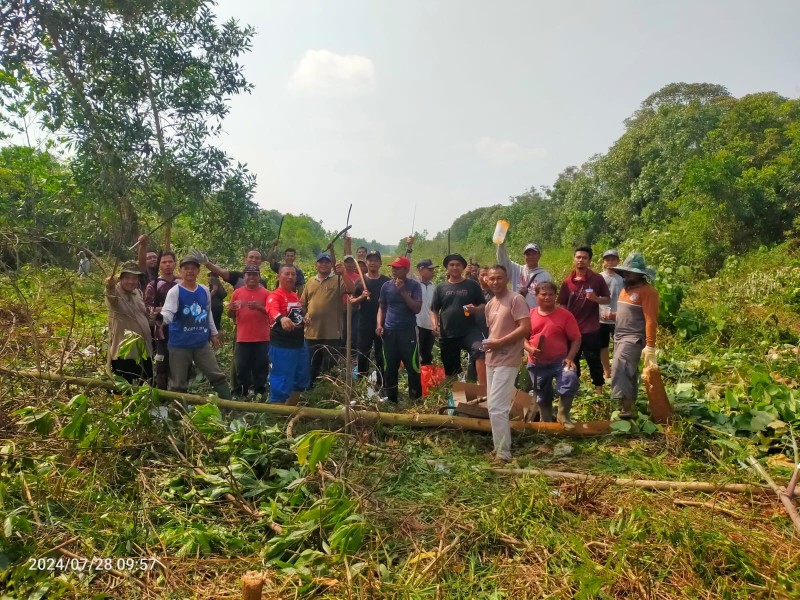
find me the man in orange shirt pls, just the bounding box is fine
[610,253,659,418]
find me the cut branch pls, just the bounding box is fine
[491,467,771,495]
[2,369,613,437]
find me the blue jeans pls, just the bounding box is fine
[528,360,579,409]
[269,343,310,403]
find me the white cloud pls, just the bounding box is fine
[474,137,547,165]
[288,49,376,96]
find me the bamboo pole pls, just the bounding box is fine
[2,369,612,437]
[746,457,800,534]
[491,467,771,495]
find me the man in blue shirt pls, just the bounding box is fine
[377,256,423,404]
[161,256,232,399]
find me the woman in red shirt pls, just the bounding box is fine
[523,281,582,429]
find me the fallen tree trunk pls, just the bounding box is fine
[2,369,612,437]
[491,467,771,495]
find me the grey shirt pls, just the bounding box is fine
[600,271,624,324]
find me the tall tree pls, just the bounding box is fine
[0,0,255,247]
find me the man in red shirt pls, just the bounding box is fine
[558,246,610,395]
[267,265,309,404]
[524,281,582,428]
[228,265,271,399]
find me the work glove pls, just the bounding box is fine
[186,249,208,265]
[643,346,657,368]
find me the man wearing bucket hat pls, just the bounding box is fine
[611,253,659,418]
[161,255,232,399]
[496,240,552,309]
[104,261,154,383]
[431,253,488,384]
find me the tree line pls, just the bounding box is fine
[407,83,800,276]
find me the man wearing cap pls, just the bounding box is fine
[611,253,659,418]
[104,261,154,383]
[496,240,552,309]
[161,255,232,399]
[599,249,624,380]
[228,265,271,399]
[558,246,611,395]
[431,253,488,384]
[377,256,423,403]
[352,250,390,387]
[267,265,309,404]
[414,259,438,366]
[144,251,181,389]
[302,252,355,385]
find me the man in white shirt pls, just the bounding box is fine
[496,241,552,309]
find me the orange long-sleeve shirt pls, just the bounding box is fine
[615,283,659,347]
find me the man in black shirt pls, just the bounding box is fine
[431,253,488,385]
[351,250,390,390]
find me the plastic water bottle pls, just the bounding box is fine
[493,220,510,245]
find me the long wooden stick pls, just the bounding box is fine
[2,369,611,437]
[746,457,800,533]
[491,467,771,495]
[353,256,368,292]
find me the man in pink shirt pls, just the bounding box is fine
[483,265,531,463]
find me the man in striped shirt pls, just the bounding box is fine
[610,253,659,418]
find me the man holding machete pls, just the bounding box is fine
[302,251,355,386]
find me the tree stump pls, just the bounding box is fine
[242,571,264,600]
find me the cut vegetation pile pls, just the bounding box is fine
[1,251,799,599]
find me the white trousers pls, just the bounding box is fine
[486,365,519,460]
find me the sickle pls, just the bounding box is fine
[326,224,353,253]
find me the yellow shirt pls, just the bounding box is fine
[302,273,346,340]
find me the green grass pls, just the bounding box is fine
[2,251,800,598]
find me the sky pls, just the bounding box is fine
[212,0,800,244]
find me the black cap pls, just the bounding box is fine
[243,264,260,274]
[417,259,437,269]
[366,250,382,260]
[442,253,467,268]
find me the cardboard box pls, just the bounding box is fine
[451,381,531,420]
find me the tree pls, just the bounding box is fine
[0,0,255,248]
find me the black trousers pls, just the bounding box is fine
[153,339,171,389]
[308,339,342,385]
[382,328,422,403]
[111,358,153,385]
[575,330,605,386]
[235,341,270,396]
[417,327,435,366]
[356,326,384,388]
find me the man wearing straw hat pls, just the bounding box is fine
[610,253,659,418]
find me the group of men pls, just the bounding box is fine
[103,231,659,463]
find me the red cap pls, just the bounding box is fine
[390,256,411,269]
